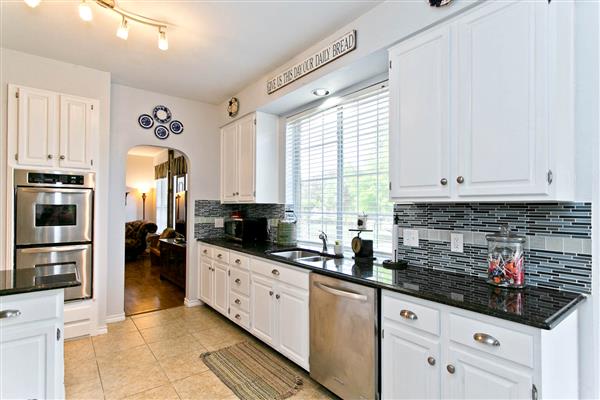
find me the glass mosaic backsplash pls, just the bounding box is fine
[394,203,592,294]
[194,200,286,240]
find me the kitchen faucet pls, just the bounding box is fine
[319,231,328,253]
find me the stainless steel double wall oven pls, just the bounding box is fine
[14,169,94,301]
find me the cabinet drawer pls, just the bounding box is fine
[199,244,212,259]
[383,295,440,336]
[213,248,229,264]
[230,307,250,330]
[0,290,62,328]
[229,293,250,313]
[230,267,250,296]
[449,313,534,368]
[251,259,309,290]
[229,253,249,270]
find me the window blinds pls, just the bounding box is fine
[285,83,392,254]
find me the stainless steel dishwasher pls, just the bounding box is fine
[309,273,378,400]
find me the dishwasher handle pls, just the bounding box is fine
[314,281,368,302]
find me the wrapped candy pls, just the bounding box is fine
[486,226,526,288]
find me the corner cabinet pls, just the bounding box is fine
[9,84,99,170]
[381,290,579,400]
[220,112,281,204]
[389,0,576,202]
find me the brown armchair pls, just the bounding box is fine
[125,220,158,261]
[148,228,177,267]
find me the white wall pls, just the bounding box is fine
[106,84,220,320]
[125,154,156,222]
[0,47,111,334]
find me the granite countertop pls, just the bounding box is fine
[0,268,81,296]
[198,238,586,330]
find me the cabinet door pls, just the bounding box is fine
[0,320,62,400]
[221,123,239,202]
[250,274,276,345]
[445,347,533,400]
[237,115,256,202]
[456,0,549,197]
[382,325,441,400]
[389,25,451,199]
[277,283,309,369]
[16,87,58,167]
[213,261,229,315]
[59,95,95,169]
[199,258,213,305]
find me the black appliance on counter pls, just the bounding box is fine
[224,217,268,243]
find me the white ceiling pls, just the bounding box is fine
[127,145,166,157]
[1,0,381,104]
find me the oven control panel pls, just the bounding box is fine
[28,173,85,185]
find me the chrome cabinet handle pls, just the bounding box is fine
[203,249,208,254]
[269,290,274,296]
[440,178,448,186]
[275,294,280,300]
[456,176,464,184]
[236,192,239,195]
[427,356,436,366]
[235,278,241,284]
[232,192,235,196]
[235,314,241,320]
[447,364,455,374]
[47,154,53,159]
[0,310,21,319]
[473,332,500,347]
[217,254,223,258]
[400,309,418,320]
[235,259,241,264]
[234,298,241,305]
[60,155,65,160]
[271,269,280,276]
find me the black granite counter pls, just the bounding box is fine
[198,238,585,330]
[0,268,81,296]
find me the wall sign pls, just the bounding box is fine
[138,105,184,139]
[266,30,357,95]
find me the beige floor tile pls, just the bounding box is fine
[158,351,210,382]
[96,345,156,376]
[191,326,246,350]
[92,329,146,356]
[102,361,169,399]
[148,334,206,360]
[166,305,212,319]
[172,371,237,400]
[65,378,105,400]
[64,336,95,363]
[130,309,171,320]
[139,319,188,344]
[64,356,100,386]
[107,317,138,334]
[292,385,336,399]
[123,383,180,400]
[181,315,226,332]
[133,311,176,330]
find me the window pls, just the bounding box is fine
[155,177,168,232]
[285,84,392,254]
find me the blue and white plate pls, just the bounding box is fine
[154,125,169,140]
[138,114,154,129]
[153,105,172,123]
[169,120,184,134]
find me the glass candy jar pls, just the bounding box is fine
[486,226,526,288]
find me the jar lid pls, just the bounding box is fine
[486,225,526,243]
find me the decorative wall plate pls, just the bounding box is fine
[153,105,172,123]
[228,97,239,118]
[138,114,154,129]
[169,120,184,134]
[429,0,453,7]
[154,125,169,140]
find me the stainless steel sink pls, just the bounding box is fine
[268,248,336,263]
[297,255,335,263]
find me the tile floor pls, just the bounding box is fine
[64,305,334,399]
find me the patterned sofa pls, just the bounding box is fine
[125,220,158,261]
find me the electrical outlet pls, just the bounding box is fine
[214,217,224,228]
[451,233,464,253]
[403,229,419,247]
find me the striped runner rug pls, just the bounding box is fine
[200,341,304,400]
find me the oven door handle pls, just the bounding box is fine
[18,188,91,195]
[18,245,89,254]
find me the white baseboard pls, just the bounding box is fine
[105,312,126,324]
[184,298,203,307]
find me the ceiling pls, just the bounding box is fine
[1,0,381,104]
[127,145,166,157]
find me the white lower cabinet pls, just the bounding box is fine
[276,283,309,367]
[199,257,214,304]
[213,261,229,315]
[382,290,578,400]
[0,289,65,400]
[250,274,277,345]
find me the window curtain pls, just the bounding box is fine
[154,162,168,179]
[154,156,187,179]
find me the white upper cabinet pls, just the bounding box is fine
[389,25,451,199]
[220,111,280,204]
[11,84,98,171]
[388,0,575,202]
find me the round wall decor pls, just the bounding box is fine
[169,120,184,134]
[153,105,172,123]
[154,125,169,140]
[138,114,154,129]
[429,0,453,7]
[228,97,239,118]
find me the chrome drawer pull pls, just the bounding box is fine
[0,310,21,319]
[447,364,455,374]
[235,298,241,305]
[400,309,418,320]
[473,333,500,347]
[235,278,241,284]
[271,269,280,276]
[217,254,223,258]
[269,290,274,296]
[427,356,436,366]
[235,314,241,320]
[203,249,208,254]
[275,294,280,300]
[235,259,241,264]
